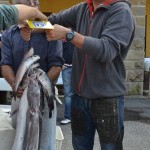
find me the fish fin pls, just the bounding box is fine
[49,98,54,110]
[54,86,62,104]
[47,96,54,118]
[54,95,62,104]
[49,111,52,118]
[11,92,17,100]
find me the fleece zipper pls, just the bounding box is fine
[78,0,113,94]
[78,14,93,95]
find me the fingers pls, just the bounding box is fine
[45,24,69,41]
[20,27,32,41]
[34,9,48,21]
[15,87,24,98]
[14,4,47,25]
[45,29,54,41]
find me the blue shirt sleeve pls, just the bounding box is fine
[47,40,64,69]
[0,29,13,67]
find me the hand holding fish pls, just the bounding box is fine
[12,83,24,98]
[11,49,58,150]
[15,86,24,98]
[11,78,25,98]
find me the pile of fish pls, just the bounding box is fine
[11,48,59,150]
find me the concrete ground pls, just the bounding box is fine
[57,97,150,150]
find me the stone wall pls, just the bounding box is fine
[125,0,146,96]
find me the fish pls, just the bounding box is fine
[25,75,41,150]
[54,86,62,104]
[12,86,29,150]
[11,50,58,149]
[14,50,40,92]
[37,68,62,104]
[37,68,53,98]
[37,68,54,118]
[28,63,40,74]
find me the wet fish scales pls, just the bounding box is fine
[26,77,41,150]
[12,87,29,150]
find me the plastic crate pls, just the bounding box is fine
[56,126,64,150]
[0,106,64,150]
[0,108,15,150]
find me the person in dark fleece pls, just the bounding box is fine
[24,0,135,149]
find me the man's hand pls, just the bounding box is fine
[14,4,47,25]
[20,27,32,41]
[16,87,24,98]
[47,66,62,82]
[45,24,70,41]
[45,24,84,49]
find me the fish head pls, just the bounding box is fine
[14,55,40,92]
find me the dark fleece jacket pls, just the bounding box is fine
[48,0,135,99]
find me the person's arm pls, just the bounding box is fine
[1,65,15,89]
[0,5,18,31]
[46,4,135,63]
[0,29,24,97]
[46,40,64,83]
[0,4,47,31]
[18,4,80,41]
[14,4,47,24]
[47,66,62,82]
[0,30,15,87]
[1,65,24,97]
[45,24,84,49]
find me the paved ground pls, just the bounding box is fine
[57,97,150,150]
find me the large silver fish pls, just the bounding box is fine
[37,68,53,98]
[37,69,54,118]
[14,49,40,92]
[12,87,29,150]
[37,68,62,104]
[12,49,58,149]
[25,76,41,150]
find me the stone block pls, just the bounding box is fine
[135,26,145,39]
[130,0,146,5]
[131,38,145,50]
[135,16,145,26]
[131,6,145,16]
[126,70,144,82]
[125,50,145,60]
[134,60,144,69]
[125,82,143,95]
[124,61,135,70]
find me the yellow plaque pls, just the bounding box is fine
[26,20,54,29]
